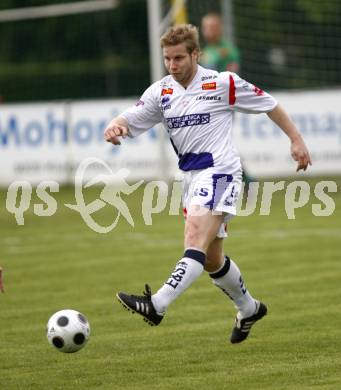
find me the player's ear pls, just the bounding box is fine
[192,49,200,62]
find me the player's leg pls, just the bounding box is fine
[150,207,224,314]
[207,237,267,343]
[207,237,257,316]
[205,236,224,272]
[117,208,223,325]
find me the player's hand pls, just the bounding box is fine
[104,121,129,145]
[291,136,312,172]
[0,267,4,293]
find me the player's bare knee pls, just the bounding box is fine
[184,230,205,250]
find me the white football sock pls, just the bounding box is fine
[210,256,257,317]
[151,248,205,314]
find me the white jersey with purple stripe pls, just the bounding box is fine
[121,65,277,174]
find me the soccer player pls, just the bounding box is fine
[104,24,311,343]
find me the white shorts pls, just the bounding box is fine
[182,167,242,238]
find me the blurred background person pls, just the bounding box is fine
[200,12,240,72]
[201,12,254,187]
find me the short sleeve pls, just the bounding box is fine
[120,83,162,137]
[226,72,277,114]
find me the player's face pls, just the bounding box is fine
[163,44,198,87]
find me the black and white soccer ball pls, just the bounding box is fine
[46,309,90,353]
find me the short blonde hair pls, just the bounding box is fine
[160,24,200,54]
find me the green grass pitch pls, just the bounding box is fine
[0,179,340,390]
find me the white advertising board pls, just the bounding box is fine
[0,89,340,185]
[233,89,341,176]
[0,99,178,185]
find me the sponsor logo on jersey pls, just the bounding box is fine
[241,81,265,96]
[166,113,210,129]
[160,80,173,87]
[135,100,144,106]
[196,95,221,101]
[201,75,218,81]
[161,96,170,105]
[253,86,265,96]
[161,96,171,111]
[161,88,173,96]
[202,82,216,90]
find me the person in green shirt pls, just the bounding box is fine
[200,13,240,72]
[201,13,255,187]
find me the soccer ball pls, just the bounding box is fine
[46,309,90,353]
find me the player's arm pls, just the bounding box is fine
[267,104,312,171]
[104,116,129,145]
[104,83,162,146]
